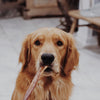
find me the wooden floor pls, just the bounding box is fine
[0,17,100,100]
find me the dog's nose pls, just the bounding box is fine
[41,53,54,65]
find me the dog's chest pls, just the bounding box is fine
[32,78,72,100]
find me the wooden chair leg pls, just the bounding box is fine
[70,18,77,34]
[97,32,100,46]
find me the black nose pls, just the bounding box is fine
[41,53,54,66]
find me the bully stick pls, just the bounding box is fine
[24,66,47,100]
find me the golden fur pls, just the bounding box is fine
[12,28,79,100]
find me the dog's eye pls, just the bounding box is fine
[34,40,41,46]
[57,41,63,46]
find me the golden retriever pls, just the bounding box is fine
[11,28,79,100]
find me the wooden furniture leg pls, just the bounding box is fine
[70,18,77,34]
[97,32,100,46]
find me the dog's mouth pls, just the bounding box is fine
[44,67,53,72]
[40,62,53,73]
[39,63,59,76]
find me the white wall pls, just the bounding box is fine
[76,0,97,46]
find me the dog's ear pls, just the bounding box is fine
[19,34,32,71]
[64,34,79,76]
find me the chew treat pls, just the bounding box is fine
[24,66,47,100]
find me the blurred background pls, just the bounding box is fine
[0,0,100,100]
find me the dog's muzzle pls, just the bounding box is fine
[41,53,55,73]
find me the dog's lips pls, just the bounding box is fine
[39,64,58,76]
[44,67,53,72]
[40,63,53,73]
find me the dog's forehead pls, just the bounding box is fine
[32,28,66,39]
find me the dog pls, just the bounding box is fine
[11,28,79,100]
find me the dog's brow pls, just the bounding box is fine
[32,33,43,40]
[53,34,64,41]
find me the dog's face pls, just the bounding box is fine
[31,29,67,76]
[19,28,79,77]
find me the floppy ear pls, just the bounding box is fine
[64,34,79,76]
[19,34,32,71]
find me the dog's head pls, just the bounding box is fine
[19,28,79,77]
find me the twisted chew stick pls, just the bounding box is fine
[24,66,47,100]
